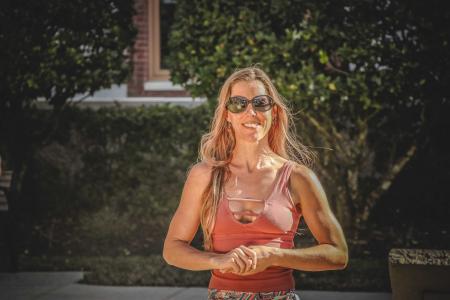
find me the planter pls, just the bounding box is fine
[389,248,450,300]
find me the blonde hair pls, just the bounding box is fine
[199,66,315,251]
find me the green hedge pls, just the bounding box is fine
[12,103,444,291]
[16,103,448,259]
[19,255,389,291]
[18,104,211,257]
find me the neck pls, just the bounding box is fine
[231,138,275,172]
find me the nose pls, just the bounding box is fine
[245,103,257,116]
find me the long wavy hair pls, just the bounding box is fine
[199,66,315,251]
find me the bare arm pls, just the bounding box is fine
[233,164,348,275]
[163,162,216,270]
[163,162,254,272]
[270,164,348,271]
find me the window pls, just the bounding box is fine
[149,0,176,81]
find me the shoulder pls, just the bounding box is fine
[290,162,317,184]
[186,161,214,186]
[288,162,323,204]
[177,162,214,207]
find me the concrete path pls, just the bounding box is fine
[0,272,392,300]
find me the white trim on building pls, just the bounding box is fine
[36,96,206,109]
[144,80,184,91]
[57,83,206,108]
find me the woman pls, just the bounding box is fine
[163,67,348,299]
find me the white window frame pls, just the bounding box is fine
[148,0,172,81]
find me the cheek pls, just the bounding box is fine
[229,115,240,128]
[262,113,273,128]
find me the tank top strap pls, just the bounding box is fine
[274,160,295,194]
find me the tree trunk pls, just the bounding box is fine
[301,111,417,245]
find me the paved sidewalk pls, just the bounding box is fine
[0,272,392,300]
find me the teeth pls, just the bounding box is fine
[243,123,259,128]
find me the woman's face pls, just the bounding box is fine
[226,80,275,143]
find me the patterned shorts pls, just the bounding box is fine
[207,288,300,300]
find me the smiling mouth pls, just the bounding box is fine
[242,122,261,129]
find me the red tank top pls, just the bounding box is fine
[209,160,301,292]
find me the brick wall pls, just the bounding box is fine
[128,0,188,97]
[127,0,148,96]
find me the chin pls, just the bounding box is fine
[238,133,266,143]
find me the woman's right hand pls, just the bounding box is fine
[211,245,257,274]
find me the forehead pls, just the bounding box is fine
[230,80,266,97]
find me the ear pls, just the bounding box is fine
[226,111,231,123]
[272,105,278,119]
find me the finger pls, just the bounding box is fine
[234,247,253,273]
[231,252,246,273]
[240,247,256,271]
[240,245,257,270]
[236,246,253,272]
[228,257,239,273]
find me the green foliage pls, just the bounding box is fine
[0,0,136,110]
[170,0,449,124]
[17,103,448,261]
[168,0,450,239]
[82,255,211,287]
[19,255,389,291]
[18,104,211,256]
[14,104,447,291]
[0,3,137,240]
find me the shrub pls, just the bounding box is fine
[19,254,389,291]
[19,104,211,256]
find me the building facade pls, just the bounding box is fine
[83,0,204,106]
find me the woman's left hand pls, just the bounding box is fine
[219,245,276,276]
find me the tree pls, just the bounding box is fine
[168,0,450,241]
[0,0,136,270]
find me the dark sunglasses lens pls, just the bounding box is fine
[253,96,273,111]
[227,97,247,113]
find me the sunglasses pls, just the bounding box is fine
[225,95,274,113]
